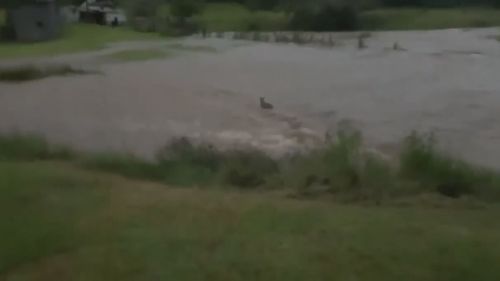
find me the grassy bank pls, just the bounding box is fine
[0,24,161,60]
[193,4,500,31]
[361,8,500,30]
[164,4,500,32]
[1,160,500,280]
[155,3,287,32]
[1,132,500,204]
[196,3,288,31]
[0,65,94,82]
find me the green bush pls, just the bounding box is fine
[0,65,89,82]
[287,129,393,201]
[290,4,359,31]
[157,137,223,172]
[399,132,500,199]
[221,149,279,188]
[77,133,500,201]
[156,138,279,187]
[81,153,164,181]
[2,132,500,203]
[0,135,75,161]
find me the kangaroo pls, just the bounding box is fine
[259,97,274,110]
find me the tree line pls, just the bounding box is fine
[2,0,499,33]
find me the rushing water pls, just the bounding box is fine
[1,28,500,167]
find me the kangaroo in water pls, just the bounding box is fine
[260,97,274,110]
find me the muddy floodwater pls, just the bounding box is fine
[1,28,500,168]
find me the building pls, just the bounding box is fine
[4,0,63,42]
[78,0,127,26]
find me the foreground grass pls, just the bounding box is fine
[0,24,161,60]
[361,8,500,30]
[1,161,500,280]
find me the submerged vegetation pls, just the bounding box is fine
[0,65,94,82]
[2,130,499,204]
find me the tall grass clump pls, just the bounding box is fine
[2,132,499,203]
[82,137,279,188]
[399,132,500,200]
[221,149,279,188]
[156,137,279,187]
[0,134,75,161]
[80,153,165,181]
[287,129,396,203]
[155,137,224,185]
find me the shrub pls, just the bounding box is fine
[289,4,359,31]
[155,137,223,185]
[157,137,222,172]
[400,132,480,198]
[0,65,90,82]
[221,149,279,188]
[0,135,75,161]
[81,154,164,181]
[166,0,204,35]
[124,0,163,19]
[4,131,500,203]
[124,0,160,31]
[170,0,203,20]
[288,129,372,198]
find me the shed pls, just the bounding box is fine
[5,0,63,42]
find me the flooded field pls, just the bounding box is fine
[1,28,500,168]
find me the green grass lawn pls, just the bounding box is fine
[0,24,162,60]
[361,8,500,30]
[1,162,500,280]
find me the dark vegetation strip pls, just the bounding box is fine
[122,0,500,36]
[0,65,94,82]
[1,130,499,204]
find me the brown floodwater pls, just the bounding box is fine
[1,28,500,168]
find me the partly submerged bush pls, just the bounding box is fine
[0,65,90,82]
[221,149,279,188]
[156,137,279,187]
[81,153,164,181]
[289,4,359,31]
[0,135,75,161]
[157,137,222,171]
[2,132,500,203]
[288,129,396,202]
[399,132,500,199]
